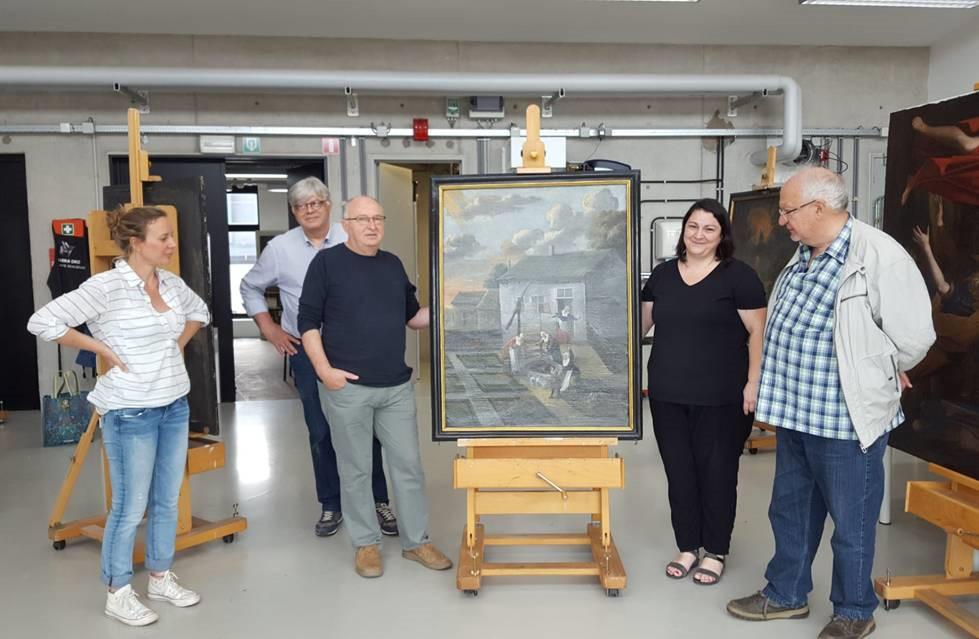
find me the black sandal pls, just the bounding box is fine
[665,551,700,580]
[692,552,725,586]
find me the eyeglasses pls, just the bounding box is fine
[292,199,329,213]
[344,215,387,226]
[777,200,817,218]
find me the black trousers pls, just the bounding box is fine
[650,399,753,556]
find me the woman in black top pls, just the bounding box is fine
[641,198,767,586]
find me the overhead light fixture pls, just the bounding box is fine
[225,173,288,180]
[800,0,978,7]
[592,0,699,2]
[267,188,288,193]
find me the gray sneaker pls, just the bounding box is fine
[315,510,343,537]
[375,502,399,536]
[727,591,810,621]
[818,616,876,639]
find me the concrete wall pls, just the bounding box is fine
[0,33,929,396]
[928,12,979,102]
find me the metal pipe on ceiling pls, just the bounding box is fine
[0,66,802,164]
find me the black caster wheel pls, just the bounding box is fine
[883,599,901,611]
[463,590,479,598]
[52,540,66,551]
[749,448,759,455]
[606,589,620,598]
[222,534,235,544]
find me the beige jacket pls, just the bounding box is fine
[767,217,936,449]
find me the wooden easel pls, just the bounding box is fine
[875,464,979,636]
[47,108,247,555]
[454,438,627,596]
[453,106,627,596]
[517,105,550,175]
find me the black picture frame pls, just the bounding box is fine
[429,171,642,441]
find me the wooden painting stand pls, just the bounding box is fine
[47,108,247,554]
[874,464,979,637]
[454,438,627,596]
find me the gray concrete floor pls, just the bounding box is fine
[0,380,974,638]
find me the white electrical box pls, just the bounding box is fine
[653,218,683,262]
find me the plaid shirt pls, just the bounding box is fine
[755,219,903,441]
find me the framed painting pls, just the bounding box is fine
[882,91,979,480]
[729,188,796,295]
[430,171,642,440]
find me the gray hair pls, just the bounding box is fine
[797,168,849,212]
[287,177,330,208]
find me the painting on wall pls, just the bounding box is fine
[883,91,979,480]
[729,188,797,295]
[430,172,642,440]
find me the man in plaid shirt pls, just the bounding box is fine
[727,168,935,639]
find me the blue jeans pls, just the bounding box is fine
[290,343,388,511]
[762,428,888,620]
[100,396,189,588]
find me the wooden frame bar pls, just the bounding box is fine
[454,437,626,596]
[875,464,979,637]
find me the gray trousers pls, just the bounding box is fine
[318,380,430,550]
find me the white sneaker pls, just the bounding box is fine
[105,584,159,626]
[147,571,201,608]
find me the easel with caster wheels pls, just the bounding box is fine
[746,422,776,455]
[875,464,979,637]
[47,107,247,556]
[454,438,627,597]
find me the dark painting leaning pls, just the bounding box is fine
[729,188,797,295]
[430,172,642,440]
[883,91,979,479]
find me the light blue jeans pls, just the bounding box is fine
[100,396,189,588]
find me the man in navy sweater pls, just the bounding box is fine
[298,196,452,578]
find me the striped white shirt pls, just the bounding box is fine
[27,259,210,414]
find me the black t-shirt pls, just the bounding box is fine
[297,243,421,387]
[641,258,766,406]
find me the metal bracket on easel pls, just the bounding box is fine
[113,83,150,114]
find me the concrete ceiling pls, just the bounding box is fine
[1,0,977,48]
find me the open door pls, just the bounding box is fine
[377,162,419,379]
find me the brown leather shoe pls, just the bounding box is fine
[818,616,876,639]
[402,543,453,571]
[355,544,383,578]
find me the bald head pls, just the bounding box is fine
[778,167,851,252]
[786,167,849,214]
[342,195,386,255]
[344,196,383,218]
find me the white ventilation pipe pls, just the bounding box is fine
[0,66,801,164]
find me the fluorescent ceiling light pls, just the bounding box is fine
[225,173,288,180]
[267,188,288,193]
[800,0,978,7]
[591,0,699,3]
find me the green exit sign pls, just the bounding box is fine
[241,137,262,154]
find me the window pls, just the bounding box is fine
[227,188,260,315]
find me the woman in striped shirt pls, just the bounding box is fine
[28,207,210,627]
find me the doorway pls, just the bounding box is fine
[375,161,460,379]
[0,154,39,410]
[225,159,327,401]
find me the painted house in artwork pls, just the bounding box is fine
[446,290,502,332]
[496,249,627,343]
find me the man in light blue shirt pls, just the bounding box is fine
[240,177,396,538]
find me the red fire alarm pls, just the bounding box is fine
[413,118,429,142]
